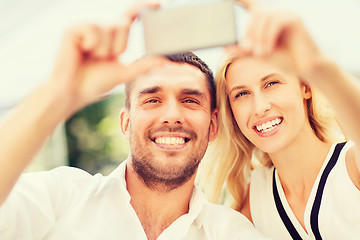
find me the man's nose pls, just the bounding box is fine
[159,100,185,125]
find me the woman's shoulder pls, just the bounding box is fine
[330,141,360,192]
[341,141,360,190]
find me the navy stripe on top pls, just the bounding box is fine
[272,142,346,240]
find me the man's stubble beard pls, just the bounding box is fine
[129,125,210,192]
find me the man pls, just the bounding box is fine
[0,3,267,240]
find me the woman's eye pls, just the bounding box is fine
[265,81,279,88]
[235,91,248,98]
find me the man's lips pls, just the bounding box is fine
[153,136,190,145]
[151,135,190,150]
[148,126,196,149]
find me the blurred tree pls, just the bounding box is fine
[65,91,129,175]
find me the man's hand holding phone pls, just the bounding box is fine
[50,2,166,113]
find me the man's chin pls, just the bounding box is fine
[131,156,199,191]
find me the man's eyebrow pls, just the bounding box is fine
[136,86,161,99]
[181,89,207,99]
[229,73,279,95]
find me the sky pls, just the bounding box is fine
[0,0,359,111]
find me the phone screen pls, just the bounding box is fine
[141,1,237,55]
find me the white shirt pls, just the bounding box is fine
[250,142,360,239]
[0,160,267,240]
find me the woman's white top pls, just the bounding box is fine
[250,141,360,239]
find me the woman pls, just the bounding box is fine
[201,1,360,239]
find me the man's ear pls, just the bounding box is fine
[302,83,312,100]
[209,109,219,142]
[120,108,130,140]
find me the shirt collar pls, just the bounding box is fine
[107,160,130,202]
[108,160,208,228]
[187,185,208,229]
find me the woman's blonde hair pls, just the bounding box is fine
[199,53,344,211]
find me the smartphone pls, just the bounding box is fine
[141,1,237,55]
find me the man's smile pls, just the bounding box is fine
[154,136,187,145]
[151,135,191,150]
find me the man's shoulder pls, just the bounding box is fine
[201,202,250,223]
[252,166,273,176]
[21,166,95,182]
[50,166,96,179]
[251,166,273,184]
[198,203,268,239]
[18,166,105,192]
[191,186,256,231]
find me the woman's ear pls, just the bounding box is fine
[119,108,130,140]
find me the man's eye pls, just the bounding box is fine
[235,91,248,98]
[183,98,199,104]
[145,99,160,104]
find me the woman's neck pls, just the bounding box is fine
[267,124,332,231]
[269,125,331,197]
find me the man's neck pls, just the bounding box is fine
[125,162,195,240]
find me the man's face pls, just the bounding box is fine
[121,62,218,190]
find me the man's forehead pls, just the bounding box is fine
[138,62,204,81]
[132,62,207,93]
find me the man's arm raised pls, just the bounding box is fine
[0,2,164,206]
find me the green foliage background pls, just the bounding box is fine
[65,92,129,175]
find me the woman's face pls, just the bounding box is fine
[225,57,312,154]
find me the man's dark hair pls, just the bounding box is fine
[125,52,216,112]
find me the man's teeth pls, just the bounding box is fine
[155,137,185,145]
[256,118,282,133]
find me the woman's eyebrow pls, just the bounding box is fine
[229,85,246,95]
[260,73,279,82]
[229,73,280,95]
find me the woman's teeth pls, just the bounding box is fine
[255,118,282,133]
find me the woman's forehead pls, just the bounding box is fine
[226,56,296,86]
[226,58,273,83]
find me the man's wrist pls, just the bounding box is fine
[39,80,80,120]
